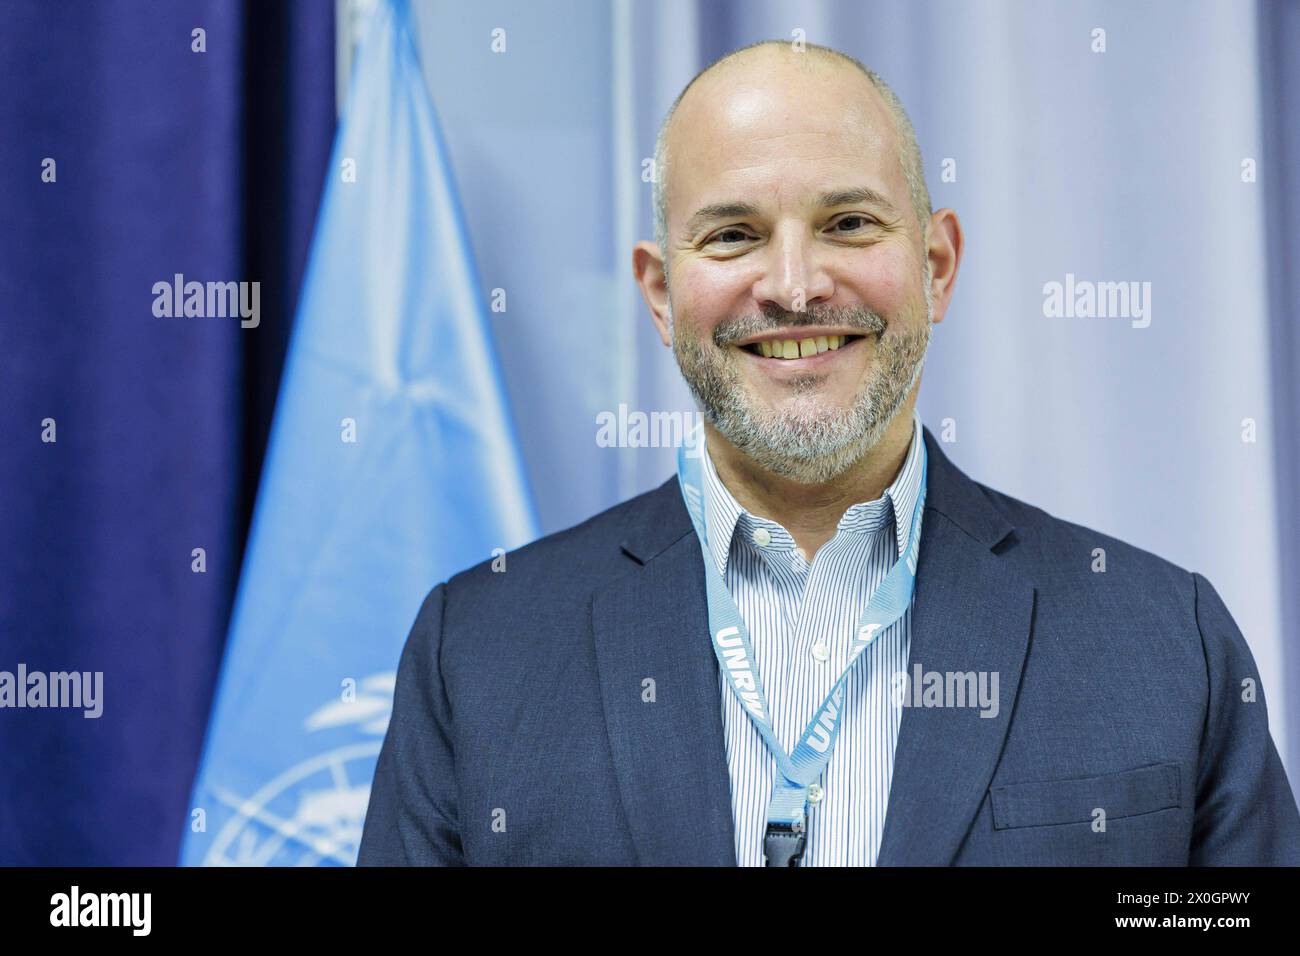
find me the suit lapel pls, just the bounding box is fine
[591,481,737,865]
[876,428,1035,864]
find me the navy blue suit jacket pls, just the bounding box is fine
[358,426,1300,865]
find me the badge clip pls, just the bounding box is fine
[763,821,806,868]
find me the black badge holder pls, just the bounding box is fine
[763,821,807,867]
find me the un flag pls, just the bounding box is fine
[180,0,537,866]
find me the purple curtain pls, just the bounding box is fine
[0,0,335,865]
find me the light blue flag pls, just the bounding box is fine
[181,0,538,866]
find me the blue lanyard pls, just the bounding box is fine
[676,429,927,865]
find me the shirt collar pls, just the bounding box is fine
[698,407,926,576]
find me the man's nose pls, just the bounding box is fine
[751,225,834,314]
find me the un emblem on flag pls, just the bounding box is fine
[201,674,395,866]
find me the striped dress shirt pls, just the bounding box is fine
[698,408,927,866]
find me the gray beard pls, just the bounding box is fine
[670,272,933,485]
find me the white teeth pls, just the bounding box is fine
[815,335,828,352]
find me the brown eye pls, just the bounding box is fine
[711,228,751,245]
[834,215,873,232]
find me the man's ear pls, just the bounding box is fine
[924,208,964,325]
[632,240,672,347]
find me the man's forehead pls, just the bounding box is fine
[668,49,891,155]
[678,94,887,166]
[664,52,897,202]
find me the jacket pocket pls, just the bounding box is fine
[989,762,1181,830]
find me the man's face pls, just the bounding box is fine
[660,54,934,483]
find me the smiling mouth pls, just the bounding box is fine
[740,334,867,359]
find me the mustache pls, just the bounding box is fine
[712,304,887,348]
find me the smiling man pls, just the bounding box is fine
[358,40,1300,867]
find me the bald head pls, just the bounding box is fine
[652,41,931,268]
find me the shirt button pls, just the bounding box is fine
[807,784,824,804]
[810,643,829,662]
[751,527,772,547]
